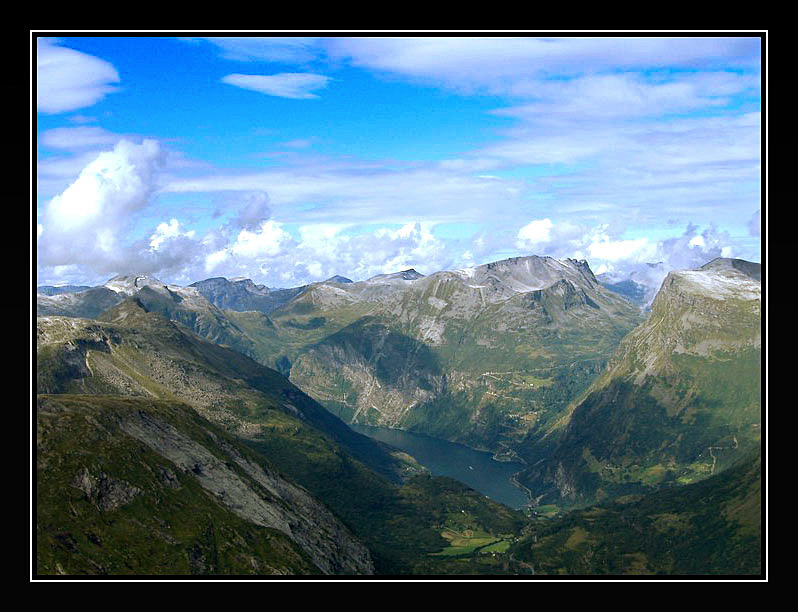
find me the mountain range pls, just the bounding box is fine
[38,257,644,457]
[35,254,763,576]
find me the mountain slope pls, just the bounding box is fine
[36,300,528,574]
[37,285,92,296]
[37,257,642,457]
[189,277,306,314]
[509,449,761,575]
[37,298,408,481]
[37,286,124,319]
[37,394,372,575]
[281,256,643,453]
[36,274,266,361]
[521,258,762,507]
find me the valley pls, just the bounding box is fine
[34,255,763,577]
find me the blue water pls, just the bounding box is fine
[350,424,529,510]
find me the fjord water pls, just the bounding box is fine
[350,424,529,509]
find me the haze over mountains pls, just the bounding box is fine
[35,254,763,576]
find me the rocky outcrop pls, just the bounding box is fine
[72,467,142,512]
[118,410,374,575]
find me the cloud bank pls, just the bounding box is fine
[36,37,761,290]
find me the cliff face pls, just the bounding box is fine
[286,256,642,451]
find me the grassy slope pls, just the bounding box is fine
[36,306,528,575]
[518,271,762,507]
[36,395,320,576]
[509,450,762,576]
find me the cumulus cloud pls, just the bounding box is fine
[516,218,553,248]
[197,220,449,287]
[37,38,120,113]
[38,139,165,272]
[584,223,740,301]
[514,217,739,293]
[230,220,292,258]
[149,219,195,251]
[221,73,332,99]
[585,230,656,264]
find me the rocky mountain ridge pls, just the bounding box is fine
[37,256,645,456]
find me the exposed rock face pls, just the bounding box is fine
[291,318,446,427]
[286,256,642,450]
[118,410,373,575]
[325,275,353,284]
[38,395,374,575]
[72,467,142,512]
[190,277,306,314]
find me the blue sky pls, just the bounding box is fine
[35,34,763,288]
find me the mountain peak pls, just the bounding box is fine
[399,269,424,280]
[104,274,166,295]
[658,259,761,305]
[700,257,761,282]
[366,269,425,283]
[325,275,354,284]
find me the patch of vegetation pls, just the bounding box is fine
[509,450,761,575]
[36,395,320,576]
[285,317,327,330]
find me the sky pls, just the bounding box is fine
[34,34,764,289]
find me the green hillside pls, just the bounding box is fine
[520,260,762,507]
[35,301,528,575]
[509,450,762,575]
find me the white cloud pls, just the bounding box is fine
[516,218,553,248]
[149,219,195,251]
[161,163,526,228]
[493,72,748,120]
[221,73,332,99]
[230,220,291,258]
[192,219,449,287]
[185,37,322,63]
[204,248,230,273]
[39,126,122,151]
[44,139,161,234]
[38,139,165,270]
[326,37,759,94]
[37,38,120,113]
[590,223,743,300]
[587,236,653,263]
